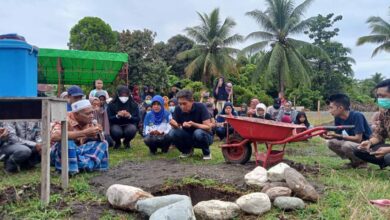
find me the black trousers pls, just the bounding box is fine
[143,134,172,154]
[353,144,390,169]
[110,124,137,145]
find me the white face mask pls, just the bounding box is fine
[119,96,129,103]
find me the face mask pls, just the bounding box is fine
[119,97,129,103]
[377,98,390,109]
[169,106,175,113]
[145,100,152,105]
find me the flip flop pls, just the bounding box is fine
[370,199,390,209]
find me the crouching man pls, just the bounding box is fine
[169,90,213,160]
[50,99,109,175]
[0,122,42,173]
[354,79,390,169]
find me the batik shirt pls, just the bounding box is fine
[374,109,390,143]
[51,112,95,146]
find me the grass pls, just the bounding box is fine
[1,114,389,219]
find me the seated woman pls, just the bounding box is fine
[215,102,237,140]
[294,111,312,129]
[50,100,109,175]
[107,86,140,149]
[143,95,172,154]
[253,103,272,120]
[276,101,298,123]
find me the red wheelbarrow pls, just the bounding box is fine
[219,116,354,168]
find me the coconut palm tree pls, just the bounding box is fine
[244,0,328,92]
[357,9,390,57]
[178,8,243,85]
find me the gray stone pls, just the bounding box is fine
[244,166,268,188]
[149,196,195,220]
[274,196,305,210]
[265,187,292,201]
[194,200,240,220]
[236,192,271,215]
[136,194,188,216]
[284,168,319,202]
[106,184,153,210]
[267,162,290,182]
[261,182,289,193]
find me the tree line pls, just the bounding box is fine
[68,0,389,110]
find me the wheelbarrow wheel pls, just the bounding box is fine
[222,138,252,164]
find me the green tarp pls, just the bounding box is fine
[38,48,128,85]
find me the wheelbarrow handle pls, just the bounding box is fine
[322,125,355,131]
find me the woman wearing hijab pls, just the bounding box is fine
[215,102,237,140]
[254,103,272,120]
[132,85,141,104]
[276,101,298,123]
[107,85,140,149]
[143,95,172,154]
[163,96,170,111]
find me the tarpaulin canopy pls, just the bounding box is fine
[38,48,128,85]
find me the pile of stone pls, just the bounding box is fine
[106,162,319,219]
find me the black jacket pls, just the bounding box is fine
[107,98,140,126]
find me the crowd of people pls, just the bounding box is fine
[0,77,389,175]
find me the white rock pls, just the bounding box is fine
[267,162,290,182]
[236,193,271,215]
[244,166,268,187]
[150,196,195,220]
[106,184,153,210]
[136,194,188,216]
[274,196,305,210]
[194,200,240,220]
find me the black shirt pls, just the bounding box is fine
[173,102,211,134]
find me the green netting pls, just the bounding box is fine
[38,48,128,85]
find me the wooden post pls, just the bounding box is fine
[294,97,296,110]
[40,100,51,205]
[317,100,321,123]
[61,121,68,189]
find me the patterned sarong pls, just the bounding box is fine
[50,140,109,174]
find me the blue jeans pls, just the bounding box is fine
[169,128,213,156]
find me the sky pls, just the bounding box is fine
[1,0,389,80]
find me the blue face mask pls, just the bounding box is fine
[377,98,390,109]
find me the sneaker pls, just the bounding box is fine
[203,154,212,160]
[179,152,192,158]
[179,149,193,158]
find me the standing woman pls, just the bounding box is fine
[213,77,229,113]
[89,79,109,101]
[107,86,140,149]
[143,95,172,154]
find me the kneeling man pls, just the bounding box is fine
[51,99,109,174]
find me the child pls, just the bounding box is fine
[294,111,311,128]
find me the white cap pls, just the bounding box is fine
[71,100,92,112]
[60,91,68,99]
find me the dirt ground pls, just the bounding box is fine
[90,159,256,193]
[1,159,320,219]
[90,159,320,194]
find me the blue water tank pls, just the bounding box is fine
[0,36,38,97]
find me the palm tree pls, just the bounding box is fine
[357,9,390,57]
[244,0,328,92]
[178,8,243,85]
